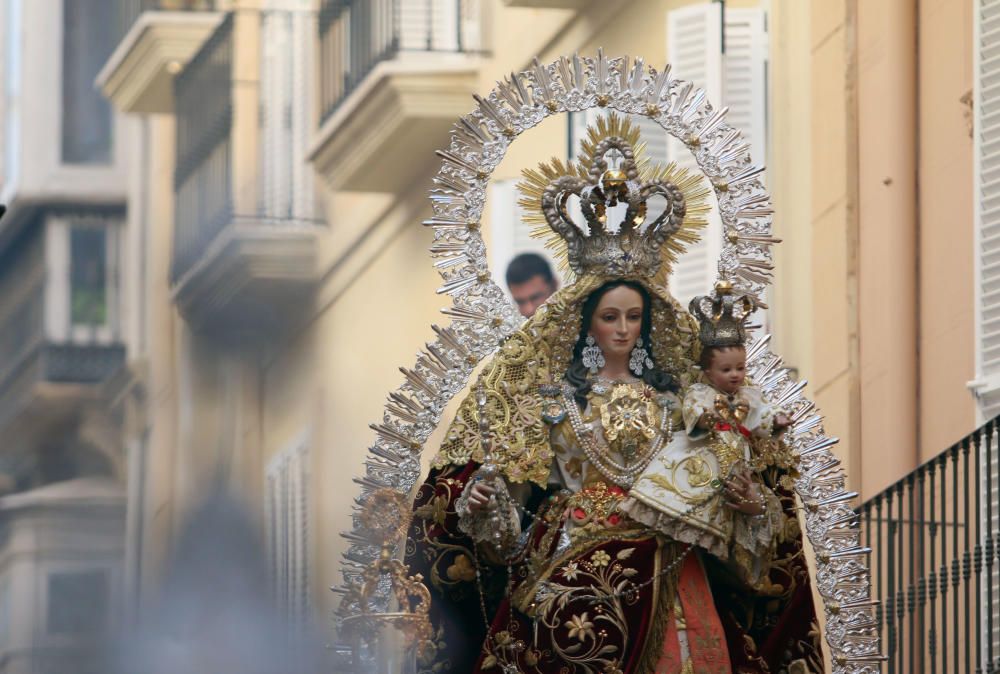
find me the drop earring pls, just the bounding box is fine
[582,334,605,374]
[629,337,653,376]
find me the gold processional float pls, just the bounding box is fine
[334,51,884,673]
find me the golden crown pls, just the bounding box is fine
[518,114,710,284]
[688,281,757,348]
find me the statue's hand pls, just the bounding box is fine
[466,481,496,514]
[724,469,766,516]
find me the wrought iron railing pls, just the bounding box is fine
[172,13,233,282]
[0,282,125,430]
[114,0,218,48]
[318,0,483,122]
[859,417,1000,674]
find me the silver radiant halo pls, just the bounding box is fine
[336,50,883,673]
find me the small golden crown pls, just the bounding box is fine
[689,281,757,348]
[518,114,711,283]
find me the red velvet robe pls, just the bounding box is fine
[404,461,823,673]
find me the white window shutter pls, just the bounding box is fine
[260,6,317,220]
[266,434,311,625]
[569,109,601,160]
[489,179,554,288]
[663,5,768,315]
[666,3,724,308]
[291,10,317,219]
[570,109,668,165]
[976,0,1000,417]
[260,11,289,217]
[401,1,460,51]
[635,116,670,166]
[723,8,768,170]
[723,7,769,331]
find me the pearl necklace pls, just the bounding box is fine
[562,384,672,489]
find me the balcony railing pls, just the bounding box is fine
[318,0,483,123]
[859,417,1000,674]
[172,13,233,282]
[114,0,217,47]
[0,277,125,433]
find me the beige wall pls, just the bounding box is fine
[856,0,919,497]
[769,0,977,499]
[917,0,975,459]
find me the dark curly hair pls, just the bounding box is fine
[565,280,679,408]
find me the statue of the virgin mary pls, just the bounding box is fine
[403,114,821,673]
[338,53,882,674]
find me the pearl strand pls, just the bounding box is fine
[563,388,671,488]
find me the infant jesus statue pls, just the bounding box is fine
[621,283,789,573]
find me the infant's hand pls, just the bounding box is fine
[697,411,718,430]
[773,413,792,433]
[466,481,496,514]
[724,469,766,516]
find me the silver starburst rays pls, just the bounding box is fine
[336,51,884,672]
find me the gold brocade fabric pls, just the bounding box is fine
[431,274,701,486]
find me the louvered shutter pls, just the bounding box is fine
[723,7,769,330]
[400,1,460,51]
[266,434,311,625]
[977,0,1000,418]
[488,179,555,287]
[260,6,317,220]
[723,8,768,173]
[975,2,1000,663]
[666,3,724,308]
[260,10,289,217]
[570,110,667,162]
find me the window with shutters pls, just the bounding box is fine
[665,4,768,316]
[399,0,481,52]
[974,75,1000,674]
[975,0,1000,665]
[61,0,114,164]
[45,214,123,345]
[976,0,1000,417]
[488,178,558,289]
[3,0,22,192]
[266,432,311,624]
[259,3,317,220]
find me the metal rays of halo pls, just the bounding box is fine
[335,51,884,672]
[516,112,713,286]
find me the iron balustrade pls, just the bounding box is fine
[318,0,483,123]
[172,13,234,283]
[113,0,218,48]
[0,281,125,431]
[859,417,1000,674]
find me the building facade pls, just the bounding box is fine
[0,0,129,671]
[0,0,976,671]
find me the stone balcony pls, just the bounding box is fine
[96,1,224,114]
[308,0,482,192]
[168,13,321,340]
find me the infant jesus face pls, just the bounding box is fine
[702,345,747,395]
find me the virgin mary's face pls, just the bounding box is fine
[589,285,644,362]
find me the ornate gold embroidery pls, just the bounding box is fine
[431,274,700,487]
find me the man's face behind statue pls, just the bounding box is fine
[509,274,556,318]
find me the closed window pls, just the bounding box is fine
[70,226,107,327]
[266,435,310,623]
[62,0,114,164]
